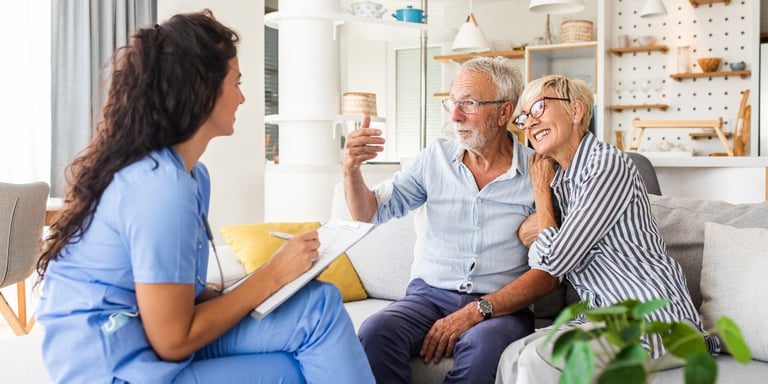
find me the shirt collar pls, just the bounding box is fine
[561,132,597,182]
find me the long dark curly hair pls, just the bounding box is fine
[37,9,239,278]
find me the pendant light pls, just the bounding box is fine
[640,0,667,18]
[528,0,586,45]
[528,0,586,15]
[451,0,490,53]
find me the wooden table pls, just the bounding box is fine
[45,197,64,226]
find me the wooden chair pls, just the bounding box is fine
[732,89,750,156]
[0,182,49,335]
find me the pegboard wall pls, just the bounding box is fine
[608,0,757,156]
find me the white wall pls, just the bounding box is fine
[158,0,266,243]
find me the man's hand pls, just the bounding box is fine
[343,115,385,173]
[419,305,478,364]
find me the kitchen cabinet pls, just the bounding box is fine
[525,42,598,93]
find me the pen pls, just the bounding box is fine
[269,231,294,240]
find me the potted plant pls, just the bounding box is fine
[547,299,751,384]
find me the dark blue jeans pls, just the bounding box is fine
[358,278,534,384]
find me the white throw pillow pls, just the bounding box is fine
[700,222,768,362]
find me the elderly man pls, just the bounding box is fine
[341,57,559,384]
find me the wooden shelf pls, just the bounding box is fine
[608,45,668,57]
[609,104,669,112]
[434,49,524,64]
[689,131,732,139]
[689,0,730,7]
[669,70,751,81]
[433,92,448,98]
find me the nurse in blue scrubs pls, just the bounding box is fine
[35,9,374,384]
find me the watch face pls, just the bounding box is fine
[477,299,492,319]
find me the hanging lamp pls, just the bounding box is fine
[640,0,667,18]
[451,0,490,53]
[528,0,586,15]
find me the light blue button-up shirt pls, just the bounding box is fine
[372,133,534,294]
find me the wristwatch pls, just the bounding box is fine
[476,297,493,320]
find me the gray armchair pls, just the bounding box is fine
[0,181,49,335]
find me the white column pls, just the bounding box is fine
[278,0,340,165]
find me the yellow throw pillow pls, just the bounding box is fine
[220,222,367,302]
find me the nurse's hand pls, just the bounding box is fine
[265,230,320,287]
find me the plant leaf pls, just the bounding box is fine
[684,351,717,384]
[551,329,581,363]
[586,305,629,317]
[618,323,643,345]
[597,363,645,384]
[716,316,752,363]
[663,322,707,359]
[547,301,588,344]
[612,343,649,367]
[559,341,594,384]
[631,298,668,319]
[645,320,673,335]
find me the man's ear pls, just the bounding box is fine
[499,101,515,126]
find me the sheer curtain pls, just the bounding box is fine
[0,1,52,185]
[50,0,156,196]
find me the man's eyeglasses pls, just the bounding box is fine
[512,97,570,129]
[441,98,507,115]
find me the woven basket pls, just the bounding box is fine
[560,20,593,43]
[342,92,377,116]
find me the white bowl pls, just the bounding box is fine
[636,35,656,47]
[348,1,387,19]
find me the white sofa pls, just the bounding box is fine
[6,193,768,383]
[324,191,768,383]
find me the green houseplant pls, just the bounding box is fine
[546,299,751,384]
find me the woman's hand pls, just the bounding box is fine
[529,153,556,192]
[264,230,321,287]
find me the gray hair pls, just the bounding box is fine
[518,75,594,134]
[458,56,524,108]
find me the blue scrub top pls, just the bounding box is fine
[37,147,211,383]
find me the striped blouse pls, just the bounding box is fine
[529,133,719,358]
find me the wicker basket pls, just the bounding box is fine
[560,20,594,43]
[342,92,377,116]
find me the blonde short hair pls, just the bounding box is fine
[518,75,593,134]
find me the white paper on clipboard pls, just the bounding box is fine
[227,219,374,319]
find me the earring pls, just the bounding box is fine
[573,119,578,124]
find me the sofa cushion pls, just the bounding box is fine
[648,195,768,308]
[206,244,247,288]
[700,222,768,362]
[345,211,417,300]
[220,222,367,302]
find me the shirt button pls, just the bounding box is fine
[198,242,202,250]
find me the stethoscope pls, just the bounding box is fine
[174,153,225,294]
[196,212,225,293]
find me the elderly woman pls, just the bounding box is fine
[494,75,718,383]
